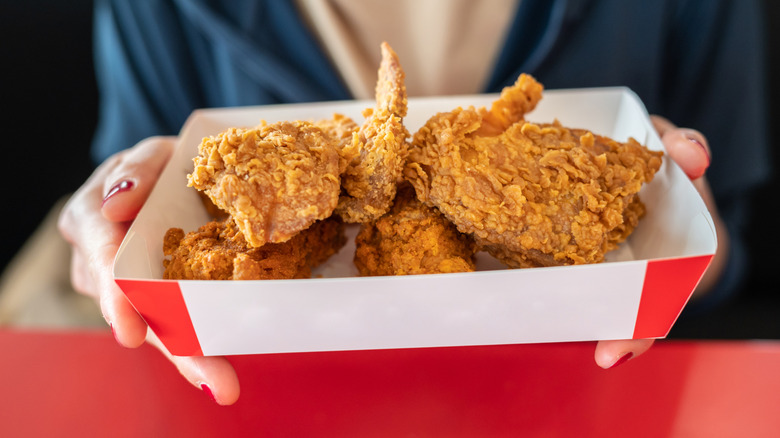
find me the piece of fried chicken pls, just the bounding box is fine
[405,74,663,267]
[188,120,342,248]
[335,42,409,223]
[354,183,477,276]
[187,42,405,250]
[163,216,346,280]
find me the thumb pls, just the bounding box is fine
[594,339,655,369]
[101,136,177,222]
[146,331,241,406]
[651,116,711,180]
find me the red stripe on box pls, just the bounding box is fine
[632,255,713,339]
[115,279,203,356]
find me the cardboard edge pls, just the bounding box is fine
[115,279,204,356]
[632,254,714,339]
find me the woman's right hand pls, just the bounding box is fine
[57,136,240,405]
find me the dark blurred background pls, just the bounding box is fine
[1,0,97,264]
[0,1,777,338]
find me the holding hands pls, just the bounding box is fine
[57,116,727,405]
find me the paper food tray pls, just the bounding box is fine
[114,88,716,356]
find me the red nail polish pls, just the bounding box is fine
[201,383,217,403]
[109,323,127,348]
[102,180,135,206]
[608,352,633,369]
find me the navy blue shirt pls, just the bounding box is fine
[92,0,771,310]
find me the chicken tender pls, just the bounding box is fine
[163,216,346,280]
[354,184,476,276]
[405,74,663,267]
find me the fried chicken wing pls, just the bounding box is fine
[405,74,663,267]
[354,183,476,276]
[335,42,409,223]
[188,120,342,248]
[163,216,346,280]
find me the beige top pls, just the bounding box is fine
[296,0,520,99]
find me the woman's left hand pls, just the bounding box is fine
[593,115,728,368]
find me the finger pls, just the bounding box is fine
[99,278,149,348]
[146,331,241,406]
[594,339,655,369]
[101,136,176,222]
[90,221,149,347]
[57,140,174,347]
[661,128,711,180]
[69,248,96,298]
[650,115,711,180]
[59,188,148,346]
[98,138,176,345]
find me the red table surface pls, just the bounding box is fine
[1,330,778,437]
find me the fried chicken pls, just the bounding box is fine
[335,42,409,223]
[163,216,347,280]
[197,190,229,221]
[188,120,342,248]
[314,112,360,172]
[187,41,406,256]
[354,183,477,276]
[475,72,544,136]
[405,74,663,267]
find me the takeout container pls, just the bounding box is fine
[114,88,716,357]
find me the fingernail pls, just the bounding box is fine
[608,352,633,369]
[687,137,711,165]
[201,383,218,404]
[102,180,135,206]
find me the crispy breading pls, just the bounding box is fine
[163,216,346,280]
[476,72,544,136]
[405,74,663,267]
[354,184,476,276]
[196,190,229,221]
[314,113,360,174]
[188,120,342,248]
[335,42,409,223]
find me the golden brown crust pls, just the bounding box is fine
[196,190,229,221]
[405,74,663,267]
[163,216,346,280]
[335,42,410,223]
[188,120,342,248]
[476,73,544,136]
[354,184,476,276]
[175,66,662,280]
[313,113,360,174]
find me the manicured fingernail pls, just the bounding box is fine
[608,352,633,369]
[201,383,217,404]
[687,137,711,164]
[103,180,135,206]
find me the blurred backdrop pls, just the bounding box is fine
[0,0,777,338]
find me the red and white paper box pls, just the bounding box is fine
[114,88,716,357]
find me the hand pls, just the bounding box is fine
[57,137,240,405]
[593,115,727,368]
[650,115,729,296]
